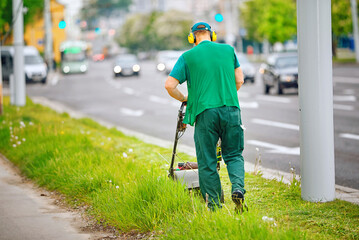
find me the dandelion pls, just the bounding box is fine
[22,138,26,142]
[107,137,112,141]
[116,186,119,189]
[9,126,12,130]
[129,148,133,153]
[15,136,18,140]
[12,144,16,148]
[87,131,91,134]
[123,152,128,158]
[101,142,104,146]
[20,121,25,127]
[60,131,64,135]
[29,122,34,126]
[109,180,112,183]
[17,141,21,145]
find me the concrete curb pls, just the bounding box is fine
[30,96,359,205]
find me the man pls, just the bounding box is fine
[165,22,245,212]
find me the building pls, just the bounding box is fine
[24,0,66,63]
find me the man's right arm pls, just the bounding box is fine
[235,67,244,91]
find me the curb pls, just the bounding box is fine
[30,96,359,205]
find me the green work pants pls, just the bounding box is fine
[194,106,245,209]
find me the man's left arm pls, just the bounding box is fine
[235,67,244,91]
[165,76,187,102]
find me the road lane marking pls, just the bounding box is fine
[119,108,144,117]
[334,76,359,84]
[252,118,299,131]
[123,87,135,95]
[240,101,259,109]
[343,89,355,95]
[339,133,359,141]
[333,95,356,102]
[149,95,169,104]
[50,74,59,86]
[247,140,300,155]
[256,95,291,103]
[106,78,122,89]
[333,104,354,111]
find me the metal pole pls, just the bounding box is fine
[297,0,335,202]
[351,0,359,63]
[44,0,53,71]
[13,0,26,106]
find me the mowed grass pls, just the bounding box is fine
[0,97,358,239]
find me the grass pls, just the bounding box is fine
[0,97,358,239]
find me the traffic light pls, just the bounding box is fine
[95,27,101,34]
[58,20,66,29]
[215,13,223,23]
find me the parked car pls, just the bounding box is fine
[113,54,140,77]
[237,53,256,83]
[156,50,184,74]
[259,53,298,95]
[1,46,47,84]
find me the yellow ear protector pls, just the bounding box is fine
[188,22,217,44]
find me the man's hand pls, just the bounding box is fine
[165,76,187,102]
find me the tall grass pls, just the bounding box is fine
[0,97,358,239]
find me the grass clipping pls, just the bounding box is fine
[0,97,358,240]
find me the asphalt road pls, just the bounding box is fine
[20,59,359,189]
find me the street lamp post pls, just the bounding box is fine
[297,0,335,202]
[351,0,359,63]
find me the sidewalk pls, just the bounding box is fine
[31,96,359,205]
[0,154,90,240]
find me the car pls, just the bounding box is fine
[1,46,47,84]
[113,54,140,77]
[156,50,184,74]
[259,52,298,95]
[237,53,256,83]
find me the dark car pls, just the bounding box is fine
[259,53,298,95]
[113,54,140,77]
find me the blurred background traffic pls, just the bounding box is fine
[1,0,359,189]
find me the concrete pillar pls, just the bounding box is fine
[297,0,335,202]
[13,0,26,106]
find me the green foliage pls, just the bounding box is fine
[0,97,358,239]
[118,10,192,52]
[240,0,296,44]
[81,0,132,29]
[0,0,44,38]
[331,0,358,36]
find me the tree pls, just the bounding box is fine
[240,0,296,44]
[81,0,132,29]
[0,0,44,43]
[332,0,359,36]
[118,10,192,52]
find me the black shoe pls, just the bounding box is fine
[232,190,247,214]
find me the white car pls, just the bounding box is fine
[156,50,185,74]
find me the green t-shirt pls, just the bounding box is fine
[170,40,240,126]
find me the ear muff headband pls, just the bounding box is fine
[188,30,217,44]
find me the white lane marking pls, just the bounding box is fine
[333,95,356,102]
[339,133,359,141]
[334,76,359,84]
[256,95,291,104]
[333,104,354,111]
[123,87,135,95]
[149,95,169,104]
[119,108,144,117]
[50,74,59,86]
[106,78,122,89]
[343,89,355,95]
[247,140,300,155]
[252,118,299,131]
[240,101,259,109]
